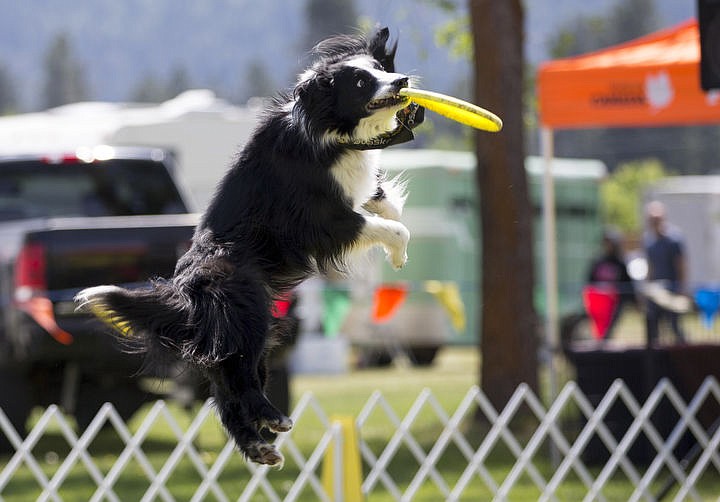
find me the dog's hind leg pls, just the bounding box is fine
[188,267,293,466]
[210,353,292,466]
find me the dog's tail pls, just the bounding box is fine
[75,282,193,362]
[75,273,271,367]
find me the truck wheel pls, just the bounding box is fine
[356,348,394,368]
[559,311,591,354]
[407,346,441,367]
[74,379,150,431]
[0,367,33,452]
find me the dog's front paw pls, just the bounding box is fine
[387,222,409,270]
[389,248,408,270]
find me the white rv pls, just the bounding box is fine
[0,90,260,210]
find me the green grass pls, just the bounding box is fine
[1,348,719,501]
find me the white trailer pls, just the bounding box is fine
[0,90,260,210]
[646,176,720,289]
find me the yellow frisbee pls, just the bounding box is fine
[398,87,503,132]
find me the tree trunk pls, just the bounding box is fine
[470,0,539,410]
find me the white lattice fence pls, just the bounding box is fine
[1,377,719,501]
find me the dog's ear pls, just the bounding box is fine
[294,70,334,123]
[368,26,397,72]
[295,70,332,100]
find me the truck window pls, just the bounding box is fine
[0,159,188,220]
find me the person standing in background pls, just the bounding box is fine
[643,200,687,345]
[586,227,635,341]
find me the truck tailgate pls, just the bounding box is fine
[30,214,199,299]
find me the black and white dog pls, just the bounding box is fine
[76,27,423,466]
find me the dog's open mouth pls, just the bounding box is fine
[367,94,410,111]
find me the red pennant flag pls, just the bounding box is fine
[272,292,292,318]
[16,297,74,345]
[372,284,408,323]
[582,285,619,340]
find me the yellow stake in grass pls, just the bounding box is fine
[322,415,363,501]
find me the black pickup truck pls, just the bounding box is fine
[0,146,200,440]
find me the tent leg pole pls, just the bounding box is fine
[541,126,559,403]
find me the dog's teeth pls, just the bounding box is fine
[368,94,407,111]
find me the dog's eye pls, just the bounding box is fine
[356,78,365,88]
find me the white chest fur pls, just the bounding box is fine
[330,150,380,210]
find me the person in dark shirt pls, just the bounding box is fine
[643,200,687,345]
[586,227,635,340]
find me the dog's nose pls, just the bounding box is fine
[392,76,409,89]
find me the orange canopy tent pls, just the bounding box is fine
[538,19,719,129]
[534,20,719,366]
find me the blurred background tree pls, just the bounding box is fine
[0,63,18,114]
[165,65,193,99]
[600,159,669,235]
[130,64,193,103]
[302,0,358,50]
[471,0,538,409]
[547,0,659,57]
[42,33,89,108]
[238,59,277,102]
